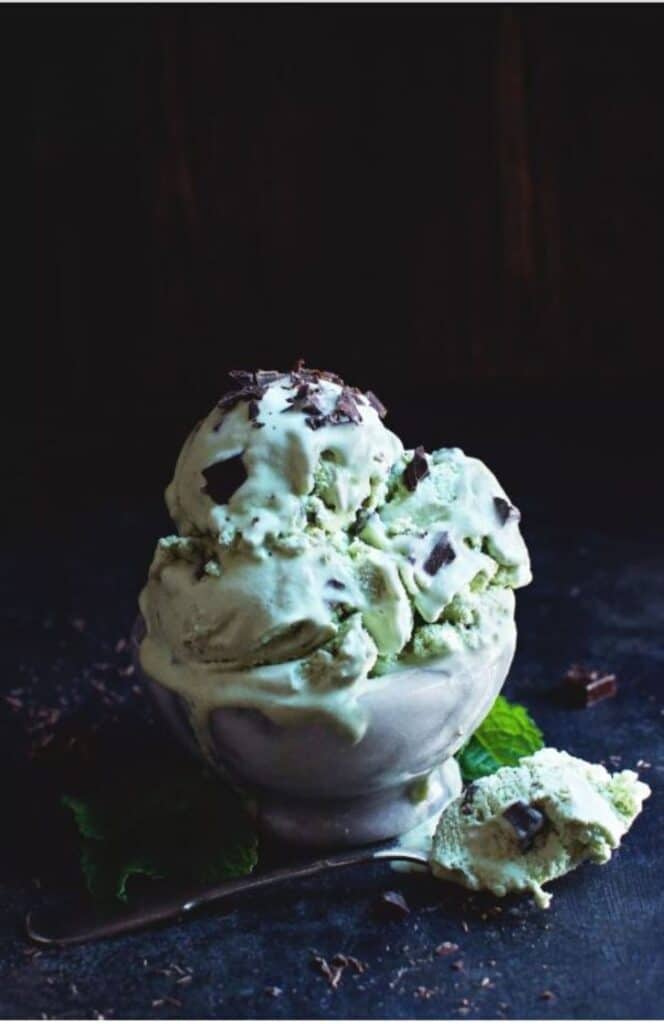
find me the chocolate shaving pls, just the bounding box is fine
[228,369,255,385]
[216,368,278,418]
[502,801,547,852]
[365,390,387,418]
[284,382,324,417]
[403,446,429,491]
[255,369,282,386]
[201,454,247,505]
[283,380,363,430]
[328,387,362,426]
[562,665,618,707]
[460,783,477,815]
[423,532,456,575]
[220,364,381,432]
[494,496,521,525]
[373,890,410,920]
[311,952,365,990]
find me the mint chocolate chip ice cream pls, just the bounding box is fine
[138,365,531,754]
[430,748,651,907]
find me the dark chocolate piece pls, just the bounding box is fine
[494,496,521,525]
[365,390,387,418]
[502,801,547,852]
[460,783,477,815]
[283,382,324,418]
[217,378,268,414]
[373,890,410,920]
[255,369,282,386]
[350,508,371,536]
[423,532,456,575]
[201,454,247,505]
[327,579,345,590]
[228,369,255,385]
[403,446,429,491]
[328,387,362,426]
[562,665,618,707]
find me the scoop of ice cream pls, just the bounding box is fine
[139,365,531,744]
[430,748,651,908]
[165,368,403,543]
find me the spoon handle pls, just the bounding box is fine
[25,846,428,947]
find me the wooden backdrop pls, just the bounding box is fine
[8,6,663,508]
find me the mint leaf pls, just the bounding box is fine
[63,765,258,904]
[457,695,544,782]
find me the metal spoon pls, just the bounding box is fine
[25,844,429,947]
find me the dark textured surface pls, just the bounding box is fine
[1,496,662,1020]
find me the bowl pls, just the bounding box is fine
[132,616,515,847]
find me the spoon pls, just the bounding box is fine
[25,843,429,947]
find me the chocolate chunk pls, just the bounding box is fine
[217,369,273,417]
[373,890,410,920]
[350,508,371,536]
[460,783,477,815]
[328,387,362,426]
[403,446,429,491]
[502,801,547,852]
[494,496,521,525]
[283,382,327,428]
[562,665,618,707]
[228,369,255,385]
[423,532,456,575]
[365,390,387,418]
[255,369,282,386]
[201,454,247,505]
[327,579,345,590]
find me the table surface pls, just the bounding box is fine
[1,501,662,1020]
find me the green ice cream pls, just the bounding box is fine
[430,747,651,908]
[139,366,531,748]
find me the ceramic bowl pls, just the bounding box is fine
[133,617,515,847]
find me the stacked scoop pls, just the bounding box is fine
[139,365,531,748]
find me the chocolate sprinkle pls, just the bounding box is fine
[365,390,387,418]
[502,801,547,852]
[494,496,521,525]
[403,446,429,491]
[562,665,618,707]
[423,532,456,575]
[201,454,247,505]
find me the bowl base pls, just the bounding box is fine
[254,757,462,849]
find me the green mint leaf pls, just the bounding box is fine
[63,765,258,904]
[457,695,544,782]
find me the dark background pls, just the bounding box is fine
[5,3,664,531]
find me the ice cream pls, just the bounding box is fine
[430,747,651,907]
[138,365,531,754]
